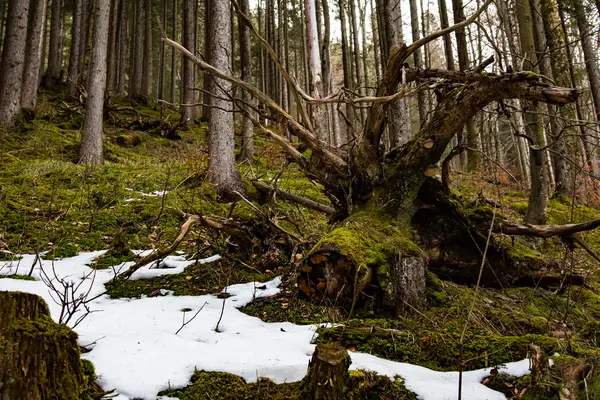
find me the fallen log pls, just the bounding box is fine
[495,219,600,238]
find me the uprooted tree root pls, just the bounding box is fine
[298,178,590,317]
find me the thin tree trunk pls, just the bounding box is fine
[44,0,63,88]
[408,0,426,125]
[106,0,119,96]
[21,0,48,115]
[207,0,243,199]
[305,0,328,140]
[349,0,366,123]
[370,0,381,84]
[116,0,127,95]
[170,0,177,104]
[339,0,354,141]
[158,0,166,100]
[438,0,455,70]
[0,0,29,128]
[181,0,197,125]
[78,0,91,87]
[202,0,211,120]
[382,0,412,147]
[572,0,600,122]
[80,0,110,165]
[238,0,254,163]
[516,0,548,224]
[67,0,83,97]
[141,0,153,99]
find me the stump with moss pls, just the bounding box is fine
[304,343,351,400]
[0,291,86,400]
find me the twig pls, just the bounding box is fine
[176,301,208,335]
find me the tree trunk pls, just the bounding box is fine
[67,0,83,98]
[170,0,177,104]
[181,0,197,125]
[141,0,153,99]
[438,0,455,70]
[572,0,600,122]
[305,0,329,141]
[349,0,366,123]
[304,343,350,400]
[128,0,143,100]
[538,0,575,195]
[80,0,110,165]
[78,0,91,88]
[380,0,412,147]
[44,0,63,88]
[105,0,119,96]
[451,0,477,170]
[0,292,86,400]
[207,0,244,200]
[21,0,48,116]
[238,0,254,163]
[339,0,354,141]
[516,0,548,224]
[409,0,427,125]
[0,0,29,128]
[115,0,127,95]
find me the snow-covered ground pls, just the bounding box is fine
[0,252,533,400]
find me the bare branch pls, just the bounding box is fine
[496,219,600,238]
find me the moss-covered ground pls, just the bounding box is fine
[3,90,600,398]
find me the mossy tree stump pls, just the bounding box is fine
[0,291,86,400]
[298,210,426,315]
[304,343,351,400]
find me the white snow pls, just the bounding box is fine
[0,252,533,400]
[350,353,531,400]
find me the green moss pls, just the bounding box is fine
[105,258,273,298]
[159,369,418,400]
[318,326,561,371]
[159,370,303,400]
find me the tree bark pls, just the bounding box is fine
[67,0,83,98]
[106,0,119,96]
[44,0,63,88]
[515,0,548,224]
[238,0,254,163]
[305,0,329,141]
[380,0,412,147]
[409,0,427,125]
[181,0,197,125]
[0,0,29,128]
[0,292,85,400]
[21,0,48,116]
[141,0,153,99]
[207,0,244,200]
[115,0,127,95]
[80,0,111,165]
[572,0,600,122]
[339,0,354,141]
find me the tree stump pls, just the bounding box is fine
[0,291,86,400]
[304,343,351,400]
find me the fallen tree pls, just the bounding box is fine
[159,2,593,315]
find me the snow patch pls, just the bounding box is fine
[0,252,533,400]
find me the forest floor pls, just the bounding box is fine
[2,90,600,399]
